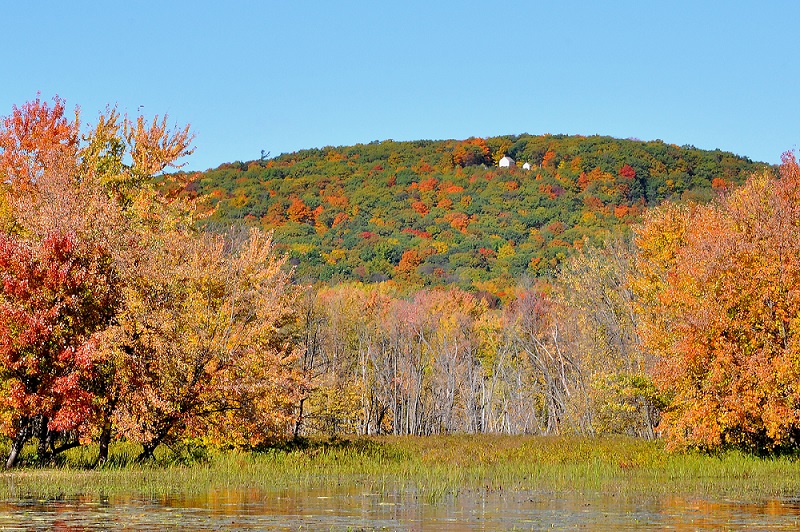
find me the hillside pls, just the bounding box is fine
[173,134,766,296]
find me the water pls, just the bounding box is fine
[1,487,800,530]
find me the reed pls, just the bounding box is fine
[1,435,798,502]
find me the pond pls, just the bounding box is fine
[2,486,800,531]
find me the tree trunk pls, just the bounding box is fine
[97,423,112,466]
[35,415,50,462]
[137,441,159,463]
[136,423,174,463]
[5,419,31,469]
[293,397,306,440]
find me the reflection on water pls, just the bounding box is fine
[1,486,799,530]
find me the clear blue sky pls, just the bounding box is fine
[3,1,797,171]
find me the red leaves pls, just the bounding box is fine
[0,231,117,438]
[401,228,431,239]
[619,164,636,179]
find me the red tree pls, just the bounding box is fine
[0,232,118,467]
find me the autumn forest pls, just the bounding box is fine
[1,96,799,471]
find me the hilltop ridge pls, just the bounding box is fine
[172,134,766,296]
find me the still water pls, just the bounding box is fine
[1,487,800,530]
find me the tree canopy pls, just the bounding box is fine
[173,134,765,297]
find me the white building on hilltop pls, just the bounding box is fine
[498,156,515,168]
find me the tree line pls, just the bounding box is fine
[1,96,798,470]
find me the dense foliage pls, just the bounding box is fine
[0,97,300,467]
[633,154,800,451]
[2,95,798,462]
[177,135,765,296]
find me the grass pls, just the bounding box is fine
[1,434,799,502]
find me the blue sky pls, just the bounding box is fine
[3,1,797,171]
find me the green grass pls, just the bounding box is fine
[1,435,799,502]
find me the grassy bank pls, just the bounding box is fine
[1,435,799,501]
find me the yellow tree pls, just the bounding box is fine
[556,241,661,438]
[110,228,304,460]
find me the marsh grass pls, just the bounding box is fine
[1,435,798,502]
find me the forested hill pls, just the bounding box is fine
[174,134,766,296]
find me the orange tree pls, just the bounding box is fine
[633,154,800,451]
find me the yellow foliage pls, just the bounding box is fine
[323,248,347,264]
[290,242,314,254]
[497,242,516,260]
[431,240,448,254]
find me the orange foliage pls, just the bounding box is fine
[411,201,429,216]
[452,138,491,167]
[332,212,349,227]
[634,154,800,450]
[614,205,630,218]
[287,197,313,223]
[584,195,606,212]
[541,150,556,168]
[396,249,423,273]
[438,198,453,210]
[262,202,285,225]
[0,95,78,188]
[578,167,612,191]
[444,212,469,232]
[324,194,349,208]
[417,162,435,174]
[419,177,438,192]
[711,177,730,191]
[545,221,566,235]
[538,183,564,199]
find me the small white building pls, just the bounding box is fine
[498,156,515,168]
[522,162,532,171]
